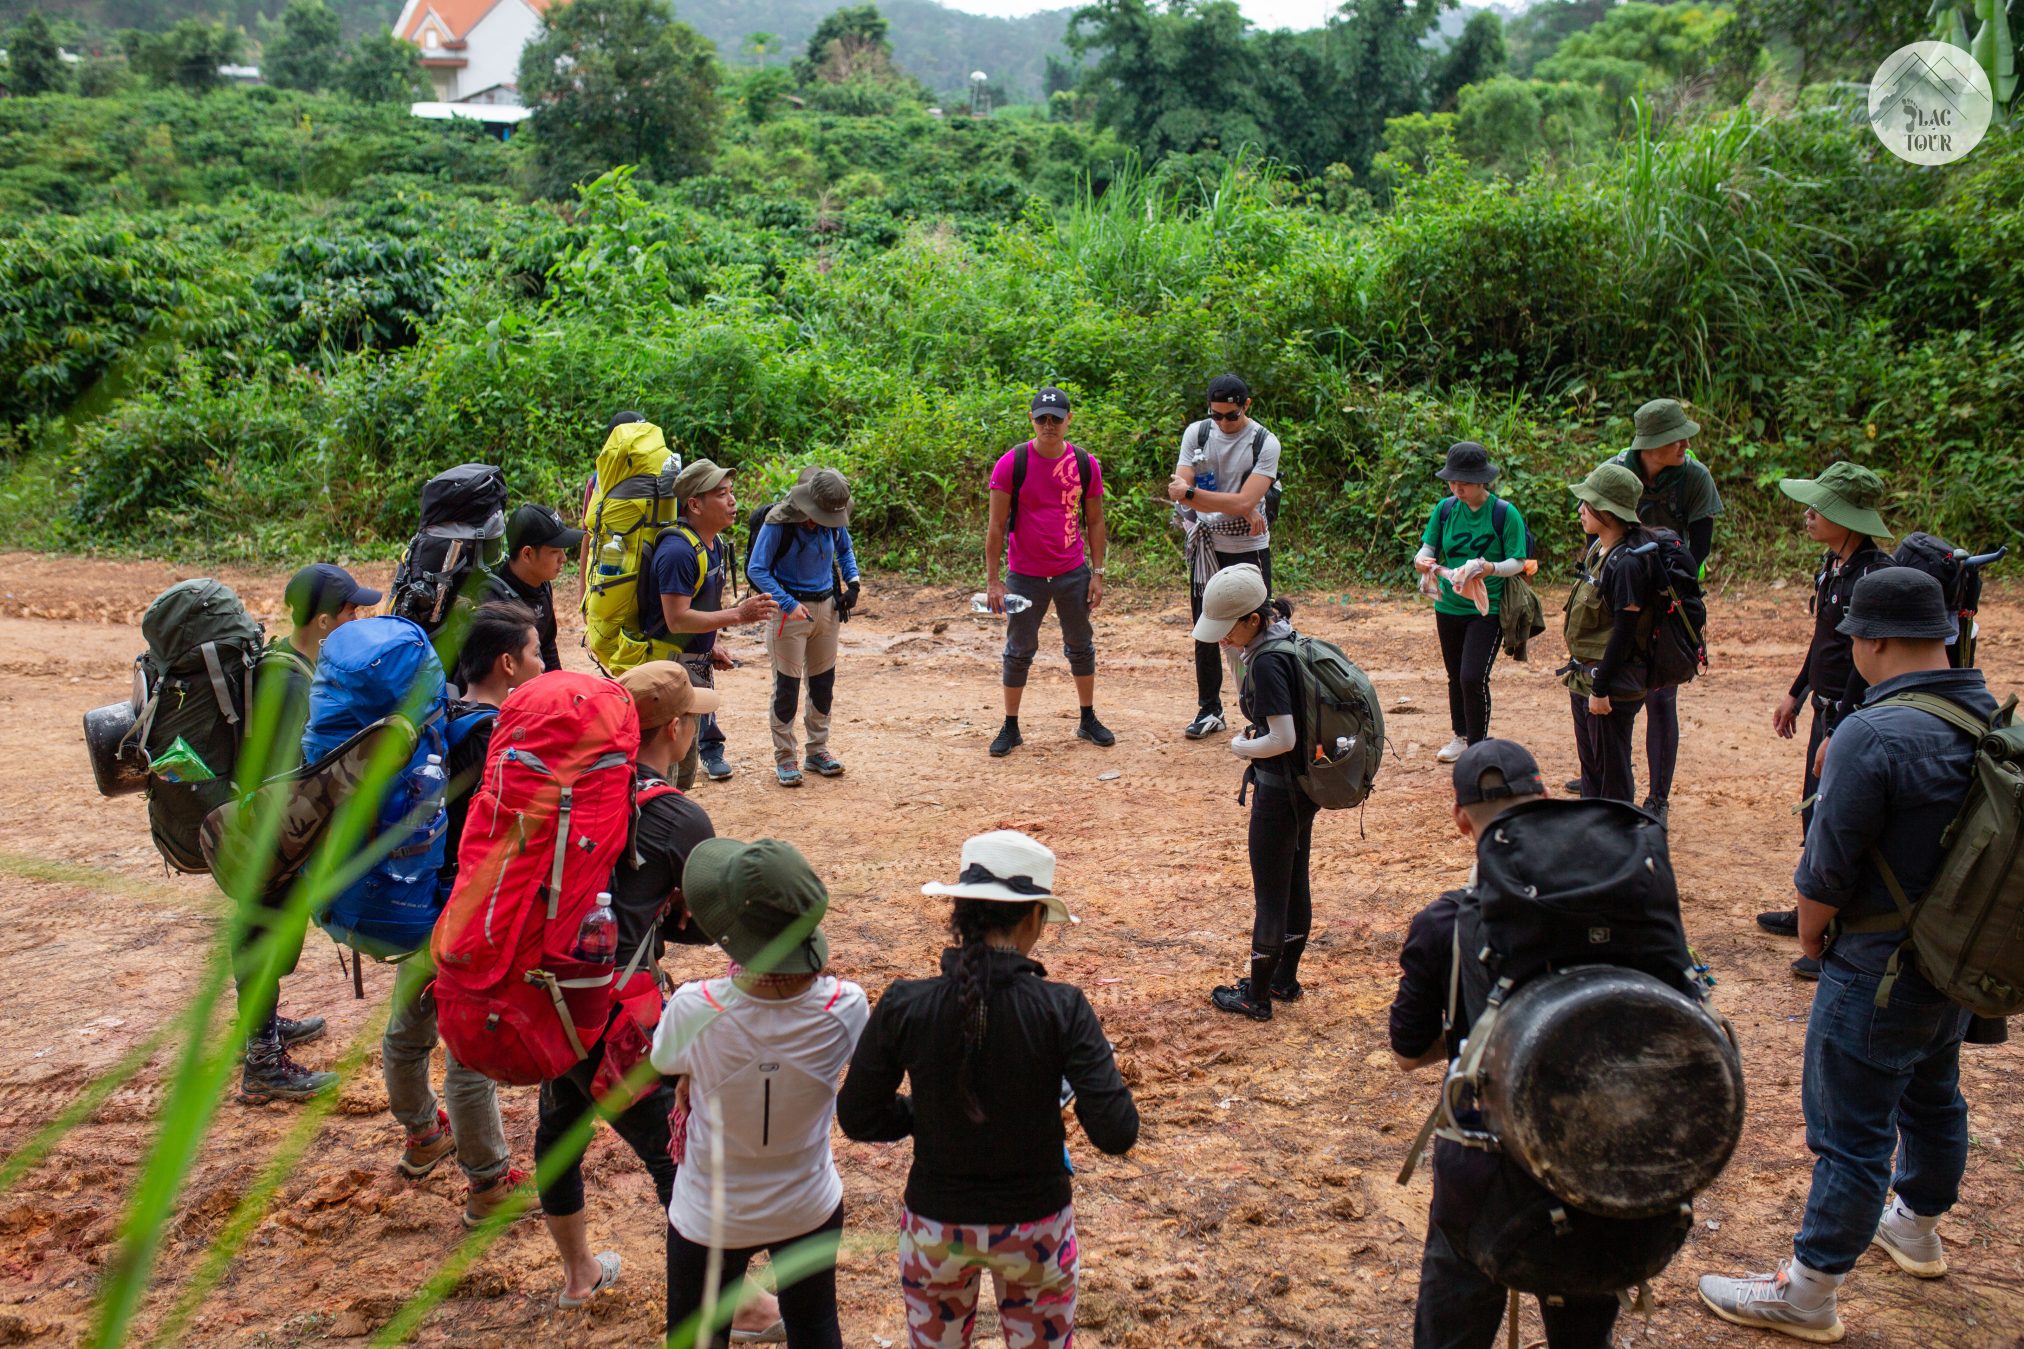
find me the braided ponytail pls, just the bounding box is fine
[949,898,1043,1124]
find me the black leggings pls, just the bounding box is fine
[667,1202,845,1348]
[1570,690,1645,805]
[1643,684,1679,803]
[1247,781,1318,994]
[1434,610,1500,744]
[534,1069,677,1218]
[1192,546,1272,714]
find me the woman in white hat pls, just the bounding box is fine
[837,831,1138,1349]
[1193,563,1312,1021]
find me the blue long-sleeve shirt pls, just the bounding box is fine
[1796,666,1998,974]
[747,518,859,613]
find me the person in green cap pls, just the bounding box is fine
[1561,463,1663,806]
[1757,461,1895,975]
[653,837,867,1347]
[1608,398,1723,819]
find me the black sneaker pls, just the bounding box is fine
[1757,908,1800,937]
[701,748,733,782]
[1565,777,1584,795]
[1076,712,1116,748]
[274,1015,326,1046]
[989,723,1023,758]
[240,1047,339,1105]
[1269,979,1304,1003]
[1791,955,1822,981]
[1210,981,1272,1021]
[1185,709,1227,740]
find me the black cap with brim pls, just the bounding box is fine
[1208,374,1251,404]
[285,563,382,624]
[507,503,586,555]
[1453,738,1546,805]
[1835,566,1958,642]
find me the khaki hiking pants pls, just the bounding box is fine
[766,597,840,765]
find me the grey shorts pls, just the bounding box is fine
[1002,566,1097,687]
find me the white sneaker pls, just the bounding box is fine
[1873,1202,1947,1277]
[1184,710,1227,740]
[1698,1263,1846,1343]
[1435,736,1469,763]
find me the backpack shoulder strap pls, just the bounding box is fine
[1248,425,1266,468]
[200,641,243,728]
[1489,498,1509,564]
[1194,419,1210,450]
[1873,691,1993,740]
[1074,446,1094,529]
[1006,441,1031,535]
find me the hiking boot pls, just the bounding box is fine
[1076,711,1116,748]
[701,748,733,782]
[239,1046,339,1105]
[1436,736,1468,763]
[803,750,844,778]
[775,763,803,788]
[1565,777,1584,795]
[1184,709,1227,740]
[464,1166,536,1229]
[1697,1264,1845,1343]
[1873,1201,1947,1277]
[1758,908,1800,937]
[1792,955,1822,981]
[1642,796,1669,827]
[1210,980,1272,1021]
[274,1014,326,1046]
[989,721,1023,758]
[398,1109,455,1179]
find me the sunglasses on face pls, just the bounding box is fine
[1032,414,1064,427]
[1206,407,1246,424]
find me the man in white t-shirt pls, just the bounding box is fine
[654,837,869,1347]
[1167,373,1284,740]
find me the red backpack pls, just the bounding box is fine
[433,671,647,1085]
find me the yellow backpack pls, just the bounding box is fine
[582,421,681,674]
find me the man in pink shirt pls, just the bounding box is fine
[982,387,1113,757]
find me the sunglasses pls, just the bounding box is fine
[1206,408,1247,424]
[1032,414,1065,426]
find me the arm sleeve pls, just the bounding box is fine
[1486,557,1525,577]
[1063,991,1138,1155]
[1415,544,1437,565]
[1792,719,1890,908]
[1590,608,1644,692]
[1790,662,1812,701]
[1687,517,1714,565]
[746,523,793,612]
[1229,713,1296,759]
[835,527,859,584]
[1389,900,1455,1058]
[835,995,915,1142]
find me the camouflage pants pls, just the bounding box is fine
[898,1204,1077,1349]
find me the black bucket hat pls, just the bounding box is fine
[1835,567,1958,642]
[1435,441,1500,484]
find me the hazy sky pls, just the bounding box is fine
[945,0,1352,32]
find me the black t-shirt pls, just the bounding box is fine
[478,563,561,672]
[1238,644,1301,773]
[611,768,715,957]
[439,698,499,892]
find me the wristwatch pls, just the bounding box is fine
[1184,486,1197,502]
[1091,565,1105,575]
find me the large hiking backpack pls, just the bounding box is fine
[1401,799,1745,1298]
[1631,527,1709,690]
[1892,532,1997,669]
[126,580,265,873]
[433,671,649,1086]
[302,616,450,959]
[390,464,509,636]
[1251,634,1385,809]
[582,422,683,675]
[1437,494,1544,660]
[1843,692,2024,1018]
[1190,420,1281,525]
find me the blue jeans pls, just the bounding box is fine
[1795,956,1971,1273]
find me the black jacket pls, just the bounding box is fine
[478,562,561,672]
[837,949,1138,1224]
[1789,541,1892,732]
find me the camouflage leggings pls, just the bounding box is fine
[899,1204,1077,1348]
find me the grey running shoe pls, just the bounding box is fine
[1698,1265,1845,1343]
[1873,1207,1947,1277]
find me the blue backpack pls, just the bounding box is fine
[303,616,450,960]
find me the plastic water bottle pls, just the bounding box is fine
[1192,443,1217,494]
[971,593,1034,615]
[597,533,624,579]
[1335,735,1355,759]
[570,891,618,964]
[415,753,448,806]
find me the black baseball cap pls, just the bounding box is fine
[506,503,586,556]
[1031,387,1071,417]
[284,564,380,625]
[1208,373,1251,405]
[1453,738,1546,805]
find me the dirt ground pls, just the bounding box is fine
[0,550,2020,1349]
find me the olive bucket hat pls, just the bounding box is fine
[683,837,830,975]
[1569,463,1644,526]
[1778,462,1893,541]
[1629,398,1701,452]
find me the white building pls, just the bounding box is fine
[393,0,550,105]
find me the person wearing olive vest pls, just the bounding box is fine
[1757,462,1896,979]
[1560,464,1661,805]
[1604,399,1722,819]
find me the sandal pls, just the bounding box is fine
[557,1250,621,1309]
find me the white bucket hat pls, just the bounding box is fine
[1191,563,1268,643]
[921,829,1076,924]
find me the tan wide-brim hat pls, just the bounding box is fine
[921,829,1076,924]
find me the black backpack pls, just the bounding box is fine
[1629,527,1708,689]
[1004,440,1095,537]
[1191,420,1281,525]
[1892,531,1997,668]
[390,464,509,636]
[1399,799,1744,1299]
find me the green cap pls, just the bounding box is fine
[682,838,830,975]
[1778,461,1892,541]
[1570,462,1644,525]
[1629,398,1700,452]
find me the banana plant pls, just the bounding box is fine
[1930,0,2017,108]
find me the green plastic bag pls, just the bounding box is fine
[148,737,216,784]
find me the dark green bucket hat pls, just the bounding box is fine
[682,837,830,975]
[1629,398,1701,451]
[1778,461,1892,540]
[1570,463,1644,525]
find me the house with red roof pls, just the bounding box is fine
[393,0,551,104]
